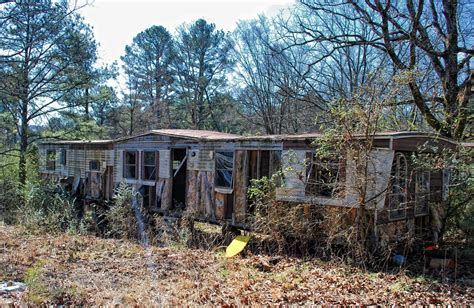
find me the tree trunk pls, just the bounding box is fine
[85,87,90,117]
[19,99,29,187]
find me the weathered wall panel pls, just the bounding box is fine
[233,150,248,223]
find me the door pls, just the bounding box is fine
[171,148,187,209]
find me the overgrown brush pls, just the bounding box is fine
[246,175,373,261]
[106,182,173,246]
[17,180,78,233]
[106,182,142,240]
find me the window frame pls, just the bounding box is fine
[305,151,344,198]
[388,152,408,220]
[142,151,158,181]
[215,151,234,189]
[89,160,101,172]
[60,149,67,166]
[123,150,138,179]
[46,150,56,171]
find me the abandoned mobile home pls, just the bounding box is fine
[38,129,460,240]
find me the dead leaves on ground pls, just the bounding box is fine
[0,225,473,305]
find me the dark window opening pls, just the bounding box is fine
[388,153,408,220]
[89,160,100,171]
[60,149,67,165]
[305,152,343,198]
[215,151,234,189]
[124,151,137,179]
[260,150,270,178]
[225,193,234,219]
[46,150,56,171]
[142,151,157,180]
[248,150,272,181]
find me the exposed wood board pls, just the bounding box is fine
[186,170,199,213]
[215,192,225,220]
[161,178,173,210]
[155,178,166,209]
[233,150,248,223]
[202,171,216,221]
[159,150,171,178]
[187,149,200,171]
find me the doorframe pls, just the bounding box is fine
[170,147,188,208]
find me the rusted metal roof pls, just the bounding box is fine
[38,130,460,145]
[97,129,242,143]
[149,129,241,140]
[38,139,113,145]
[239,131,457,142]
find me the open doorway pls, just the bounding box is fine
[171,148,187,209]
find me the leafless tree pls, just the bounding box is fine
[287,0,473,140]
[232,16,323,134]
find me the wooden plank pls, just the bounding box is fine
[249,150,259,180]
[201,171,215,220]
[159,178,172,210]
[187,149,201,170]
[215,192,225,220]
[186,170,198,212]
[195,171,203,216]
[159,150,171,178]
[233,150,248,223]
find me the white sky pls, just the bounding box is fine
[80,0,295,67]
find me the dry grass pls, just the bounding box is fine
[1,224,473,305]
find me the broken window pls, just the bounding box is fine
[142,151,157,180]
[46,150,56,171]
[414,171,430,216]
[124,151,137,179]
[388,153,408,220]
[89,160,100,171]
[215,151,234,189]
[305,152,343,198]
[60,149,67,165]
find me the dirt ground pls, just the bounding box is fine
[1,224,473,305]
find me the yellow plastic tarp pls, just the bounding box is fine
[225,235,251,258]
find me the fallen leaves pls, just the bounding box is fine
[0,224,473,305]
